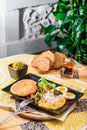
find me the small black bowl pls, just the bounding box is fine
[8,63,28,80]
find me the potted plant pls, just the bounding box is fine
[44,0,87,64]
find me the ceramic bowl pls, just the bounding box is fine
[8,63,28,80]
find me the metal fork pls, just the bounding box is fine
[0,99,33,126]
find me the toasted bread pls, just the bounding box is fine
[41,50,55,66]
[31,50,67,73]
[37,57,51,73]
[31,55,40,68]
[52,52,66,69]
[10,79,37,97]
[31,53,51,73]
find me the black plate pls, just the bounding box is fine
[2,73,84,115]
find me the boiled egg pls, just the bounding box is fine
[63,92,75,100]
[57,86,68,93]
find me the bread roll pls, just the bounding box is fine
[10,79,37,97]
[37,57,51,73]
[31,52,52,73]
[52,52,66,69]
[31,55,40,68]
[41,50,55,66]
[31,50,67,73]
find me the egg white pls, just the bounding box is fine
[63,92,76,100]
[57,86,68,93]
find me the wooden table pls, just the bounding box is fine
[0,54,87,130]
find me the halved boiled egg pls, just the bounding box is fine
[63,92,76,100]
[57,86,68,93]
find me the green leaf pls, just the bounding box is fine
[44,34,52,47]
[81,40,87,44]
[64,15,77,24]
[56,37,67,52]
[44,33,58,47]
[83,54,87,64]
[79,6,84,15]
[58,2,69,11]
[53,1,69,20]
[53,12,66,21]
[57,1,70,11]
[76,18,86,31]
[86,24,87,33]
[44,25,57,34]
[43,0,87,64]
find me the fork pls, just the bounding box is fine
[0,99,33,126]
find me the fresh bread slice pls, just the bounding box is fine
[40,50,55,66]
[10,79,37,97]
[31,51,66,73]
[31,53,51,73]
[37,56,51,73]
[31,55,40,68]
[52,52,66,69]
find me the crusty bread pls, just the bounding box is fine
[40,50,55,66]
[31,55,40,69]
[37,57,51,73]
[31,50,66,73]
[31,51,52,73]
[52,52,66,69]
[31,55,51,73]
[10,79,37,97]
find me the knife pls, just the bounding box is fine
[0,99,33,126]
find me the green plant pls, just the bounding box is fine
[44,0,87,64]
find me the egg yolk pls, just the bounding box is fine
[59,87,66,91]
[65,92,74,97]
